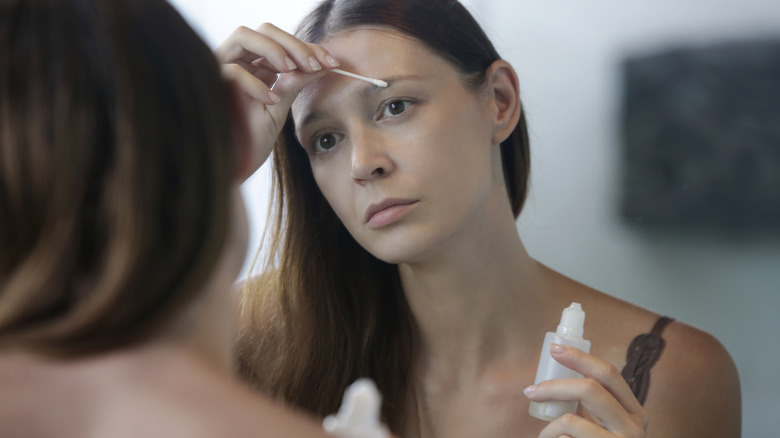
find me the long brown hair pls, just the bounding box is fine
[0,0,235,357]
[237,0,531,428]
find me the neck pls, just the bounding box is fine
[161,258,243,375]
[399,196,547,384]
[161,185,247,373]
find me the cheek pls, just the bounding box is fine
[411,104,492,184]
[311,162,357,226]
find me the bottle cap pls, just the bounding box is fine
[556,302,586,338]
[323,378,390,438]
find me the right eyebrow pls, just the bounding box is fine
[297,111,326,134]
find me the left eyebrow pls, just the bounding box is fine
[359,74,427,98]
[296,74,429,133]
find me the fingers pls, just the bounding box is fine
[524,345,647,437]
[216,23,340,108]
[221,63,279,105]
[215,23,341,178]
[526,377,638,435]
[216,23,339,74]
[256,22,340,72]
[550,345,645,418]
[537,413,609,438]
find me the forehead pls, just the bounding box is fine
[291,28,458,119]
[318,27,436,73]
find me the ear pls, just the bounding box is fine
[485,60,522,145]
[224,78,253,181]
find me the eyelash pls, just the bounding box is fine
[308,97,417,154]
[376,98,415,120]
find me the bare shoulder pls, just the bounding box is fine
[540,265,741,436]
[539,264,667,361]
[643,320,741,437]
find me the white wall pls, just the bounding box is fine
[478,2,780,435]
[170,0,780,435]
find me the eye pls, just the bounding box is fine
[312,132,341,153]
[380,100,413,118]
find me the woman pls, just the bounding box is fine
[222,1,742,437]
[0,0,336,436]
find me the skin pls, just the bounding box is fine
[0,186,334,438]
[0,36,334,437]
[292,30,502,266]
[222,24,741,438]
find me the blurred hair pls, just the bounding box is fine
[237,0,530,429]
[0,0,235,356]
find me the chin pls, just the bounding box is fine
[368,248,423,265]
[359,230,440,266]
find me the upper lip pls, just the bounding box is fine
[364,198,418,224]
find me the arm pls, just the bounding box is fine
[642,322,741,437]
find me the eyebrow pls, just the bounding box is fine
[296,74,427,132]
[359,74,425,97]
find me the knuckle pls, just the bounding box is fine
[582,378,602,397]
[234,25,253,39]
[558,413,579,427]
[597,361,620,380]
[306,42,327,55]
[222,63,240,72]
[266,46,287,61]
[289,38,310,53]
[256,22,276,33]
[220,63,241,77]
[628,421,646,438]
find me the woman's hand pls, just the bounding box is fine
[524,344,648,438]
[215,23,340,179]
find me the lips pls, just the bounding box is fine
[364,198,419,229]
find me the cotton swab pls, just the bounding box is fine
[330,68,388,88]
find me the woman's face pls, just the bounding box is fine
[291,28,502,264]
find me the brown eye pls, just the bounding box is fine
[314,133,339,152]
[382,100,412,118]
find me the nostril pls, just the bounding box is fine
[372,167,385,176]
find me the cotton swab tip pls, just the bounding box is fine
[330,68,388,88]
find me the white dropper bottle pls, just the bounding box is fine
[529,302,592,421]
[323,378,390,438]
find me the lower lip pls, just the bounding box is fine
[367,202,419,229]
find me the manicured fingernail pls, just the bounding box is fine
[550,343,565,354]
[308,56,322,71]
[284,56,297,71]
[325,55,340,67]
[523,385,537,396]
[267,90,281,103]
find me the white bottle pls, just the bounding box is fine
[528,302,591,421]
[323,378,390,438]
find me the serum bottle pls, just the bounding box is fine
[323,378,390,438]
[529,302,591,421]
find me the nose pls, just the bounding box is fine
[350,127,394,184]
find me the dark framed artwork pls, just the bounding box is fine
[620,39,780,234]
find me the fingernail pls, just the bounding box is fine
[284,56,297,71]
[267,90,281,103]
[523,385,537,396]
[308,56,322,71]
[325,55,340,67]
[550,343,565,354]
